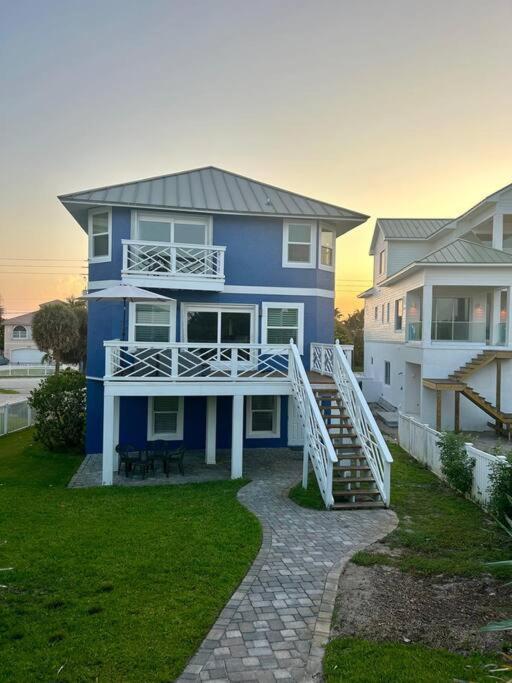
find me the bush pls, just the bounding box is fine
[488,450,512,523]
[437,431,475,495]
[29,370,85,451]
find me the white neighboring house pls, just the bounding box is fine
[2,308,47,364]
[361,182,512,434]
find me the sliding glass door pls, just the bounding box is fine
[185,306,255,365]
[432,297,470,341]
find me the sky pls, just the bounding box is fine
[1,0,512,319]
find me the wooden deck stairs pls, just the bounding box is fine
[313,387,384,510]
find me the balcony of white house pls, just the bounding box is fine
[121,239,226,291]
[405,285,512,346]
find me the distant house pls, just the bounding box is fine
[2,300,61,364]
[361,181,512,434]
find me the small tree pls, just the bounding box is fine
[437,431,475,495]
[488,451,512,523]
[29,370,85,451]
[32,302,78,373]
[335,308,364,369]
[60,297,87,370]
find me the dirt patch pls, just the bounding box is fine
[332,549,512,654]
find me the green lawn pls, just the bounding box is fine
[0,429,261,682]
[323,638,498,682]
[0,388,19,394]
[289,477,325,509]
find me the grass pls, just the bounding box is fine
[0,388,19,394]
[323,638,499,682]
[289,478,325,510]
[0,429,261,682]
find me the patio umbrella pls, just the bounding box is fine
[81,284,174,340]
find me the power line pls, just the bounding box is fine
[0,257,86,262]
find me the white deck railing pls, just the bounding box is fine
[289,343,336,508]
[310,341,393,506]
[122,240,225,280]
[310,342,353,375]
[105,341,290,381]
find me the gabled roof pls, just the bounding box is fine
[2,311,34,326]
[59,166,368,223]
[419,239,512,265]
[369,218,452,254]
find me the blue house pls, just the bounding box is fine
[59,167,392,508]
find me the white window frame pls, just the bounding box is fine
[128,301,177,343]
[282,220,317,269]
[246,395,281,438]
[261,302,304,354]
[147,396,184,440]
[12,325,28,339]
[374,306,378,321]
[378,249,386,275]
[318,225,336,271]
[88,207,112,263]
[180,302,258,344]
[386,302,390,323]
[131,210,213,245]
[395,299,403,331]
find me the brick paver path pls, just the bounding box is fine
[178,451,397,682]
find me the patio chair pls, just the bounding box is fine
[162,446,186,477]
[116,444,144,477]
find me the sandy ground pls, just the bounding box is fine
[0,377,43,406]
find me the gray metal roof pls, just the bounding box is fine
[376,218,452,239]
[59,166,368,221]
[419,239,512,265]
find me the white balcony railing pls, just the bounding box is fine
[122,240,226,281]
[105,341,289,381]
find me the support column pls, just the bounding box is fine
[113,395,120,471]
[436,390,442,432]
[491,288,502,345]
[422,284,433,344]
[506,286,512,347]
[454,391,460,433]
[102,394,118,486]
[302,438,309,489]
[496,358,502,434]
[493,212,504,251]
[231,395,244,479]
[205,396,217,465]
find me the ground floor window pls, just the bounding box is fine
[384,360,391,385]
[148,396,184,440]
[246,395,280,438]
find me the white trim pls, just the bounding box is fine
[122,274,225,292]
[128,300,177,343]
[261,302,304,354]
[282,220,317,269]
[147,396,184,440]
[88,280,335,299]
[132,209,213,244]
[180,302,258,344]
[246,395,281,438]
[318,225,336,272]
[105,380,291,397]
[88,207,112,263]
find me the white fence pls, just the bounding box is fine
[0,364,55,377]
[398,412,508,507]
[0,400,34,436]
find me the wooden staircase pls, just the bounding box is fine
[314,387,384,510]
[448,350,499,382]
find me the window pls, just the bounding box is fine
[131,302,174,342]
[283,221,316,268]
[374,306,378,321]
[378,250,386,275]
[246,396,280,438]
[395,299,403,330]
[432,297,471,341]
[262,303,304,353]
[384,361,391,385]
[381,304,385,323]
[148,396,183,440]
[386,302,390,323]
[136,212,209,245]
[184,305,255,345]
[319,227,335,269]
[12,325,27,339]
[88,208,111,261]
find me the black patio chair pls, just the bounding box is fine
[162,446,186,477]
[116,444,143,477]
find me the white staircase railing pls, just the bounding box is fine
[331,342,392,505]
[289,343,337,508]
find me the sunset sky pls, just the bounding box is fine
[1,0,512,318]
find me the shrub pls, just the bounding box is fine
[488,450,512,523]
[437,431,475,495]
[29,370,85,451]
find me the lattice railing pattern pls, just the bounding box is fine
[289,344,336,508]
[122,240,225,279]
[105,342,289,381]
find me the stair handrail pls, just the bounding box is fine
[289,342,337,508]
[332,341,393,506]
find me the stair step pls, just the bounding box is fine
[332,477,375,484]
[334,465,371,472]
[326,423,354,431]
[332,501,385,510]
[333,488,380,496]
[334,443,361,450]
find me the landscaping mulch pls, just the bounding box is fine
[332,543,512,655]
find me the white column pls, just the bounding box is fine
[422,284,433,344]
[493,212,504,251]
[102,394,115,485]
[491,288,501,345]
[506,286,512,347]
[231,394,244,479]
[205,396,217,465]
[113,396,120,471]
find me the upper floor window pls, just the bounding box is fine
[262,302,304,353]
[282,221,317,268]
[135,212,210,245]
[131,302,175,343]
[374,306,378,321]
[12,325,27,339]
[319,227,335,270]
[386,302,390,323]
[378,250,386,275]
[395,299,403,331]
[88,208,111,262]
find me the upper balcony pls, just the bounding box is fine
[121,239,226,291]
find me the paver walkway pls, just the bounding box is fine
[178,451,397,682]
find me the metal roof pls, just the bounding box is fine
[59,166,368,221]
[376,218,452,239]
[419,239,512,265]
